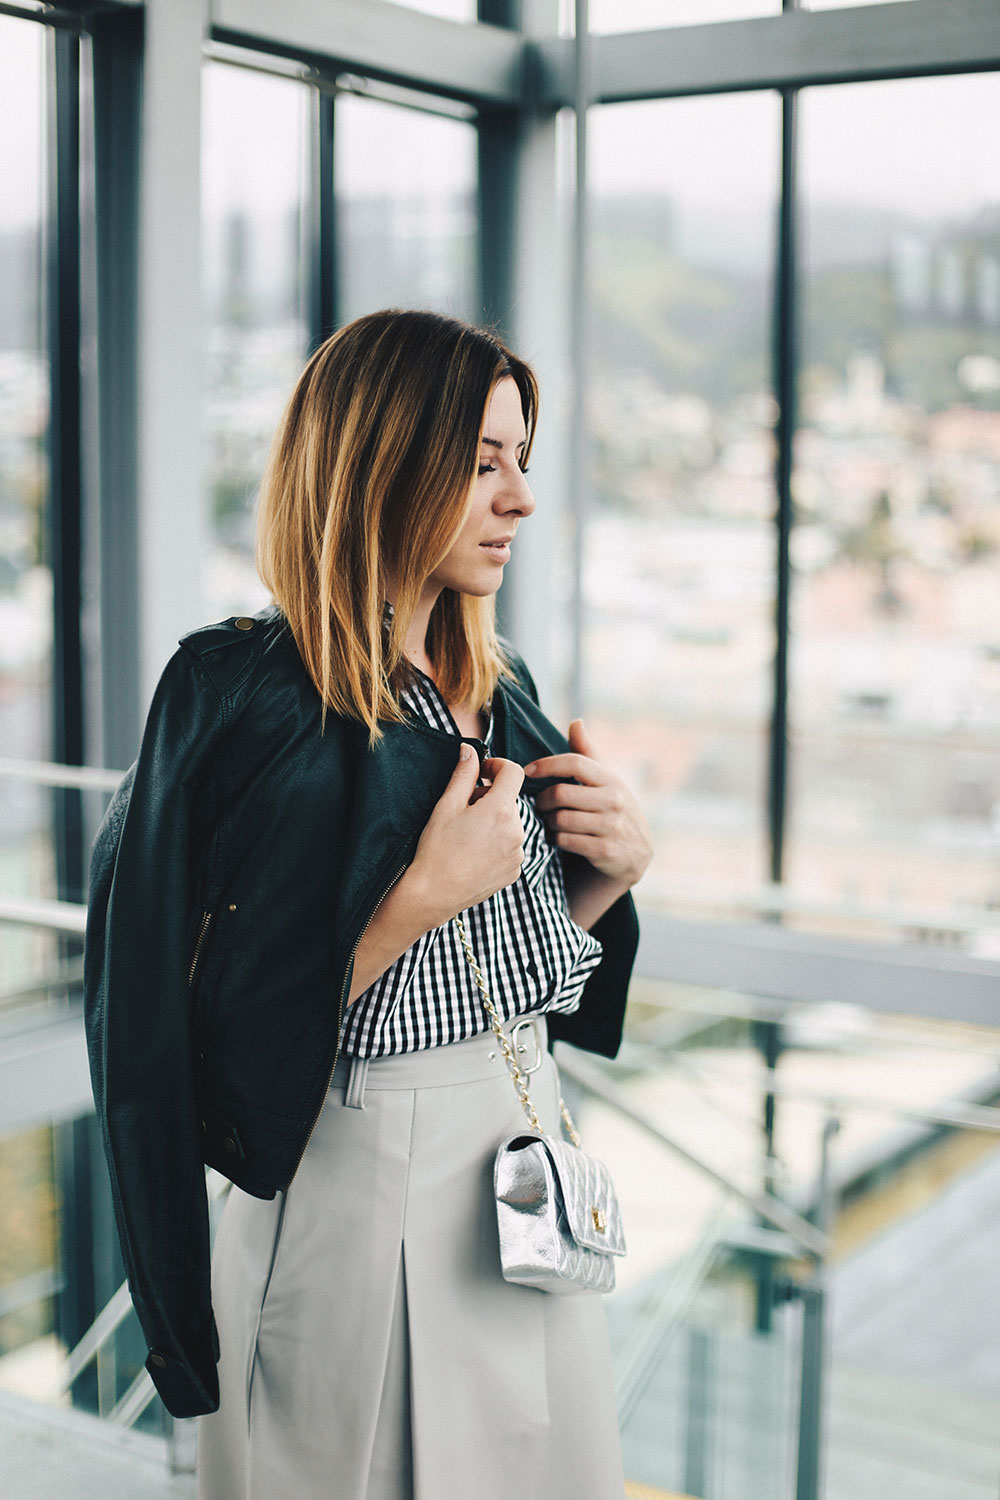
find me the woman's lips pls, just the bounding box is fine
[480,540,511,561]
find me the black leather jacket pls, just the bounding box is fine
[83,607,639,1418]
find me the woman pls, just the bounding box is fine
[84,309,652,1500]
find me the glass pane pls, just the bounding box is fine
[612,978,1000,1498]
[590,0,779,32]
[808,0,913,8]
[0,16,55,997]
[792,73,1000,950]
[336,95,477,326]
[202,62,310,621]
[391,0,476,18]
[0,1126,58,1390]
[588,93,781,915]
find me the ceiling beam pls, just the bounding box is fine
[539,0,1000,103]
[210,0,526,106]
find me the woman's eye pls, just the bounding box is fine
[478,462,497,476]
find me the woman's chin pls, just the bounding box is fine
[447,571,505,599]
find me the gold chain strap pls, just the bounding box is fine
[453,914,583,1149]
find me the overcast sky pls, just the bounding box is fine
[2,8,999,229]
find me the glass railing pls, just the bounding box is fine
[568,975,1000,1500]
[2,758,1000,1500]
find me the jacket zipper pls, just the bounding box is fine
[285,862,409,1186]
[188,910,213,986]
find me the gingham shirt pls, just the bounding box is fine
[340,667,603,1057]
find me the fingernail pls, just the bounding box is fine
[459,743,473,761]
[524,762,537,776]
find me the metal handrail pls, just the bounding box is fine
[4,755,1000,938]
[614,1205,732,1427]
[0,895,87,935]
[556,1046,829,1258]
[108,1368,157,1427]
[60,1282,134,1394]
[59,1174,232,1413]
[0,756,125,792]
[661,1047,1000,1136]
[643,874,1000,936]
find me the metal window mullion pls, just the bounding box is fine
[308,88,337,353]
[91,8,143,775]
[477,95,520,647]
[568,0,590,720]
[477,107,518,341]
[769,84,797,888]
[46,25,85,906]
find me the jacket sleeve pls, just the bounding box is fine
[84,646,223,1417]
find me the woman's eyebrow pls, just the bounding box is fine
[482,435,527,451]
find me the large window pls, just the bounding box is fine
[590,0,779,29]
[791,74,1000,945]
[0,12,99,1414]
[0,16,53,993]
[201,68,479,624]
[393,0,476,18]
[336,92,478,326]
[588,92,781,915]
[202,61,310,620]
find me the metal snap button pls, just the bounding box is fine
[149,1353,167,1369]
[233,617,254,631]
[222,1136,238,1156]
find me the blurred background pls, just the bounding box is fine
[1,2,998,1497]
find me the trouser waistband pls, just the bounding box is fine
[332,1015,549,1109]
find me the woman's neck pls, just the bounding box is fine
[391,581,441,679]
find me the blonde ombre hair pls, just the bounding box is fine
[256,309,539,739]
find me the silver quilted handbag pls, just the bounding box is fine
[454,916,627,1294]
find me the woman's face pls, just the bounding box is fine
[427,376,535,599]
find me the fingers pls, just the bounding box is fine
[534,781,620,816]
[549,829,607,860]
[480,757,525,802]
[525,718,606,784]
[524,751,609,786]
[441,741,482,806]
[567,718,598,758]
[544,807,618,838]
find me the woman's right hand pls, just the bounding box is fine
[407,745,526,927]
[346,746,524,1005]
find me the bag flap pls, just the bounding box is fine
[544,1138,626,1256]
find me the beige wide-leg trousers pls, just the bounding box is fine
[197,1018,625,1500]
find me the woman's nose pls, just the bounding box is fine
[499,467,535,518]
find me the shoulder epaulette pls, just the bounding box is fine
[177,613,269,701]
[179,614,260,658]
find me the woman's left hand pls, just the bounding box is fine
[525,720,653,901]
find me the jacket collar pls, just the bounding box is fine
[332,674,571,947]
